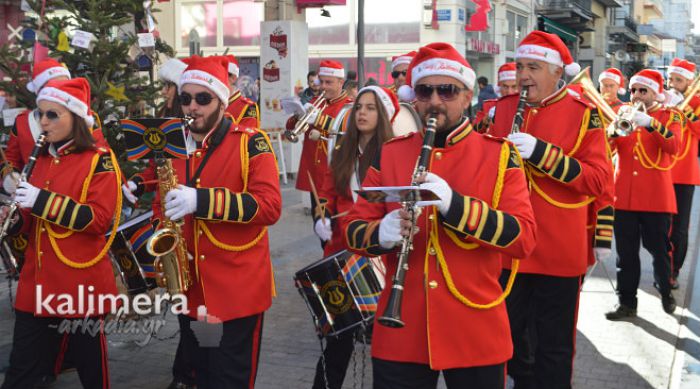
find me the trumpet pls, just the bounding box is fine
[609,101,646,137]
[284,91,326,143]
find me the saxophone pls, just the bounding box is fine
[146,118,193,295]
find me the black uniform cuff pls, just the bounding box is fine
[194,187,258,222]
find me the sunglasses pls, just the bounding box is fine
[414,84,468,102]
[34,109,63,121]
[630,87,648,95]
[391,70,407,79]
[179,92,214,106]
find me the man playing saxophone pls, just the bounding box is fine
[344,43,536,388]
[155,56,282,389]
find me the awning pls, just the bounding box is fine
[538,15,578,43]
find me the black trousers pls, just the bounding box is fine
[670,184,695,277]
[179,313,264,389]
[172,313,197,385]
[614,210,673,307]
[372,358,505,389]
[500,271,581,389]
[1,310,109,389]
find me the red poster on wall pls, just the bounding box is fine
[464,0,491,32]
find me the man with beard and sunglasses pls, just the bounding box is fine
[157,55,282,389]
[605,69,683,320]
[344,42,537,389]
[387,51,415,99]
[488,31,612,389]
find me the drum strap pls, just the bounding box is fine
[186,118,232,186]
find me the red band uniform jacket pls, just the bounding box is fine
[226,90,260,129]
[14,144,121,317]
[343,120,537,369]
[287,91,353,192]
[317,164,357,256]
[490,88,612,277]
[153,118,282,322]
[612,103,682,213]
[671,94,700,185]
[474,99,497,133]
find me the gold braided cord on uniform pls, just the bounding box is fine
[47,150,123,269]
[432,142,520,309]
[634,113,688,171]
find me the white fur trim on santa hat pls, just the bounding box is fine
[319,66,345,79]
[158,58,188,85]
[27,66,71,93]
[498,70,516,83]
[360,86,397,121]
[397,84,415,102]
[668,65,695,80]
[179,69,231,107]
[37,87,94,127]
[629,75,665,102]
[516,44,580,76]
[392,56,413,70]
[411,58,476,90]
[228,62,240,78]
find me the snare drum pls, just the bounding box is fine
[392,102,421,137]
[294,250,384,337]
[108,211,158,295]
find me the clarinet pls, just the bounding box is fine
[0,132,48,240]
[511,87,529,134]
[377,114,438,328]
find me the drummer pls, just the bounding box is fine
[0,78,121,389]
[311,86,398,389]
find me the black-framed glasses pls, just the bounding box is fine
[179,92,214,106]
[391,70,407,79]
[414,84,468,101]
[34,109,63,121]
[630,87,648,95]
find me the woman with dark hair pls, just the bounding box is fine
[0,77,121,389]
[157,58,187,118]
[311,86,398,389]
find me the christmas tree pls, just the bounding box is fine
[0,0,174,175]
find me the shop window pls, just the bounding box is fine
[178,0,263,49]
[306,5,351,45]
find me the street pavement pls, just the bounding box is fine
[0,179,698,389]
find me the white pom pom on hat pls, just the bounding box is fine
[397,84,415,102]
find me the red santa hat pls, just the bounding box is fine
[668,58,696,80]
[178,55,230,107]
[397,42,476,103]
[515,31,581,77]
[158,58,188,85]
[629,69,666,102]
[318,60,345,79]
[358,86,400,122]
[226,54,240,78]
[598,67,626,94]
[27,59,71,93]
[497,62,517,83]
[36,77,94,127]
[391,51,416,70]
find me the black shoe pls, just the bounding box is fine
[33,375,56,388]
[605,304,637,321]
[662,295,676,314]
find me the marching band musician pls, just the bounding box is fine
[344,43,537,388]
[474,62,518,133]
[667,58,700,287]
[1,78,121,389]
[605,69,683,320]
[489,31,612,388]
[157,55,281,389]
[311,86,397,389]
[598,67,627,110]
[387,51,416,98]
[286,60,353,229]
[223,54,260,128]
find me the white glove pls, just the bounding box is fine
[664,89,684,106]
[507,132,538,159]
[15,181,40,209]
[304,107,319,125]
[417,173,453,215]
[3,172,20,195]
[488,106,496,119]
[378,209,402,249]
[631,110,652,128]
[164,185,197,221]
[122,180,138,204]
[314,218,332,242]
[594,247,612,262]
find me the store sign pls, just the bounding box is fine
[466,38,500,54]
[436,9,451,22]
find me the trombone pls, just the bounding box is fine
[284,91,326,143]
[677,75,700,112]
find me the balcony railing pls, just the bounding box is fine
[538,0,593,19]
[614,16,637,32]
